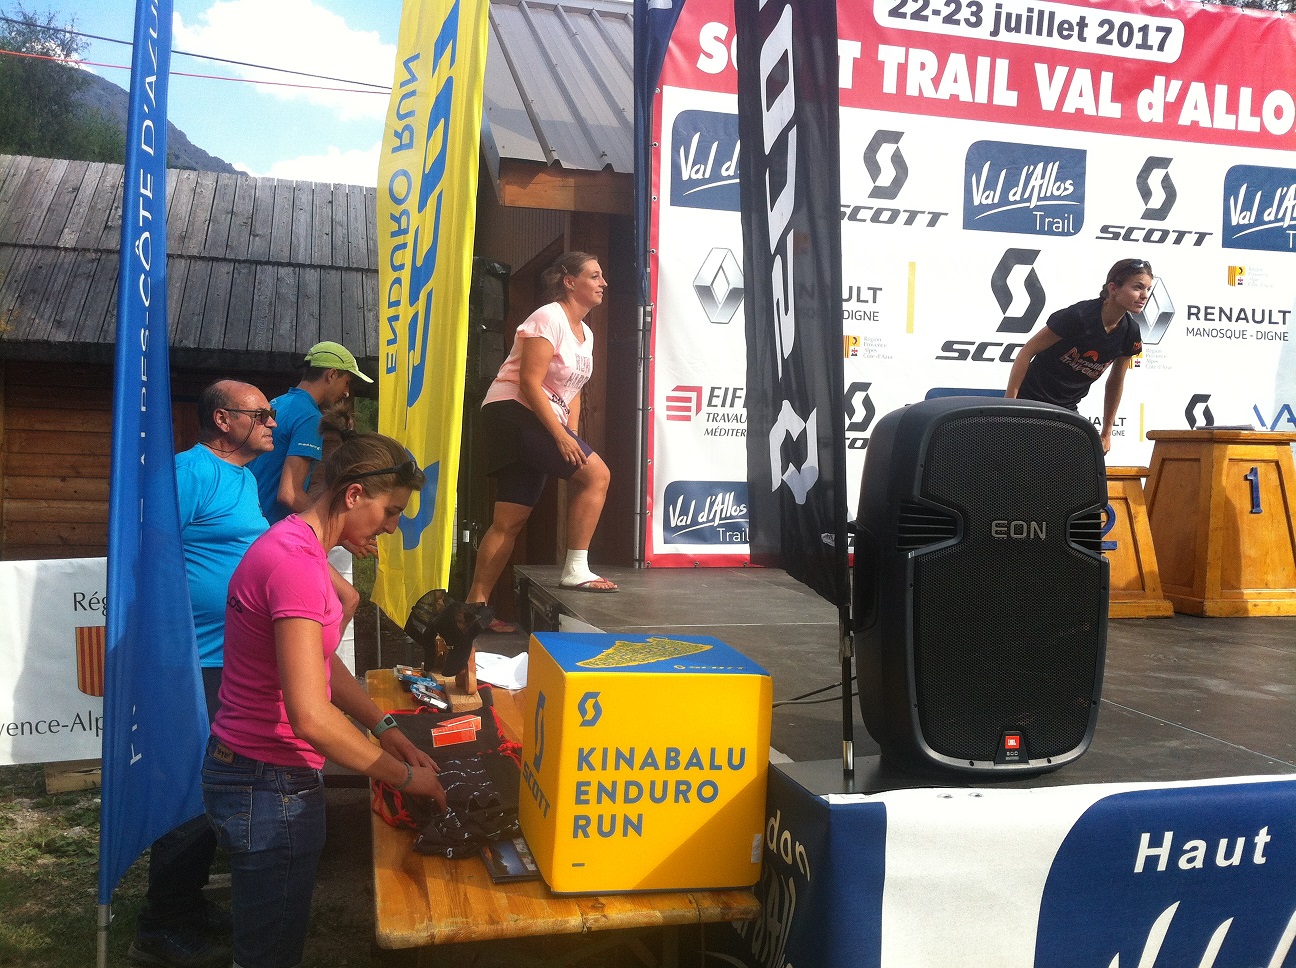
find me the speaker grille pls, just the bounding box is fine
[896,503,958,551]
[911,414,1104,763]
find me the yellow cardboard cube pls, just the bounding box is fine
[519,631,772,894]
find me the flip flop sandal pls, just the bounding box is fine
[558,576,619,593]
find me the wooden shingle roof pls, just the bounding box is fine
[0,154,378,372]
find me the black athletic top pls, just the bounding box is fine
[1017,298,1142,410]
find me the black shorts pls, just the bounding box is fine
[480,400,594,508]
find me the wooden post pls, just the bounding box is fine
[1145,430,1296,616]
[1103,466,1174,618]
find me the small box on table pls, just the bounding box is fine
[519,632,772,894]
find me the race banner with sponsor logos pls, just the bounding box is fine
[643,0,1296,566]
[734,0,848,606]
[375,0,491,622]
[711,768,1296,968]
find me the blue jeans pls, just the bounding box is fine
[202,737,326,968]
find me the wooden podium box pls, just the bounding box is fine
[1102,467,1174,619]
[1144,430,1296,616]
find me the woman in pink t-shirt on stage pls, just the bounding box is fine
[469,250,616,602]
[204,433,446,968]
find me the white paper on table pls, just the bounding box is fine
[475,650,528,689]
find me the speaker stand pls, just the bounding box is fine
[840,625,854,777]
[777,755,938,796]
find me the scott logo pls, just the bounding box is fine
[1185,393,1214,430]
[770,401,819,504]
[862,130,908,200]
[532,691,546,770]
[752,0,820,508]
[845,381,875,450]
[935,340,1024,362]
[1137,156,1177,221]
[990,248,1046,334]
[577,692,603,727]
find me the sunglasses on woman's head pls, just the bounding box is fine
[338,459,420,487]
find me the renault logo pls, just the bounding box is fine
[694,247,744,324]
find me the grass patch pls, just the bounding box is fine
[0,764,146,968]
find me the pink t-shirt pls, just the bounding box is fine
[481,301,593,426]
[212,515,342,769]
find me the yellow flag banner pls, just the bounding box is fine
[375,0,490,623]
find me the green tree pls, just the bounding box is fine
[0,4,123,162]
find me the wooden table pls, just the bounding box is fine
[365,670,760,962]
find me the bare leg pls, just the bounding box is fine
[467,501,532,604]
[559,455,615,590]
[565,453,611,551]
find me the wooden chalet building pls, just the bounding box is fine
[0,0,636,603]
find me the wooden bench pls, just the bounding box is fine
[365,670,760,962]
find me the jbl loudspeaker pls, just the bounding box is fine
[851,396,1108,777]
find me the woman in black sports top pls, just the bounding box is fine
[1006,258,1151,453]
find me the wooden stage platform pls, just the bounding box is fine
[505,565,1296,786]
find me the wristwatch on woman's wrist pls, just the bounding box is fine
[371,713,399,738]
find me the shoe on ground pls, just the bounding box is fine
[128,931,230,968]
[193,897,232,937]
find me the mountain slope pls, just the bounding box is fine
[74,68,240,174]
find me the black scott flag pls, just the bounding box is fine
[735,0,847,609]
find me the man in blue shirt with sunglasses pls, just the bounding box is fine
[131,380,275,968]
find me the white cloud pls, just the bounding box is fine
[173,0,395,122]
[240,142,382,187]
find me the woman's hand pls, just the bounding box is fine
[379,727,438,770]
[341,536,379,559]
[405,766,448,810]
[554,430,587,467]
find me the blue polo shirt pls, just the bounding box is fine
[248,386,323,524]
[175,444,268,667]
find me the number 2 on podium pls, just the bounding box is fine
[1101,503,1118,551]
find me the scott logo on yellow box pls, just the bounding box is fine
[520,632,773,894]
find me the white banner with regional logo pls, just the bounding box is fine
[0,555,356,766]
[643,0,1296,565]
[0,558,108,764]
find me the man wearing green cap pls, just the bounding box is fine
[250,341,373,524]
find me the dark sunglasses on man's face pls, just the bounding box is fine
[222,407,276,425]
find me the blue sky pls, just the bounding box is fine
[47,0,406,185]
